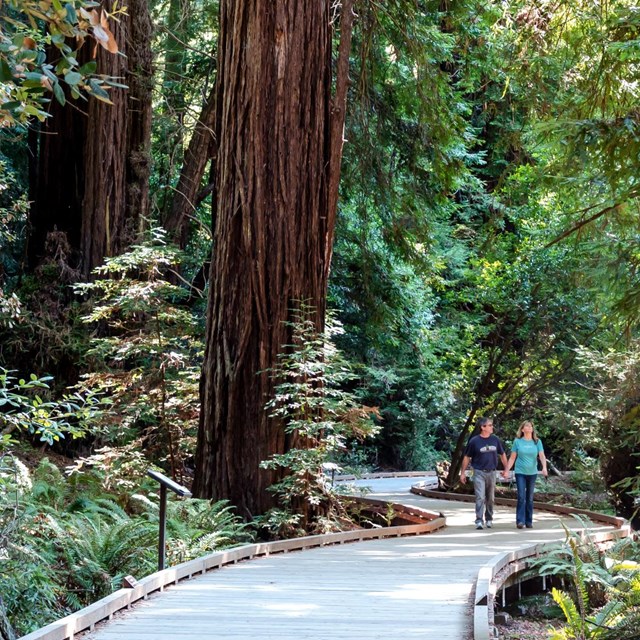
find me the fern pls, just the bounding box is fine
[543,529,640,640]
[600,610,640,640]
[552,587,585,638]
[1,459,252,635]
[569,538,591,623]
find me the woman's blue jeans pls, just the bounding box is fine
[515,473,537,526]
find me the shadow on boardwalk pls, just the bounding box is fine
[77,476,615,640]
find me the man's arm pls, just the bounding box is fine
[459,455,471,484]
[500,452,510,478]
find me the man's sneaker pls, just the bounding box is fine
[475,522,483,530]
[517,523,525,529]
[486,521,493,528]
[526,524,533,529]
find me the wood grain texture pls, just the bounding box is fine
[76,487,621,640]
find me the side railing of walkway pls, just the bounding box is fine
[410,483,632,640]
[472,526,630,640]
[18,495,445,640]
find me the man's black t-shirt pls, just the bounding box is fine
[464,434,505,470]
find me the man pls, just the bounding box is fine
[459,417,509,529]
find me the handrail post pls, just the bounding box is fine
[147,470,192,572]
[158,484,167,571]
[322,462,339,487]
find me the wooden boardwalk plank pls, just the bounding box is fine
[81,477,616,640]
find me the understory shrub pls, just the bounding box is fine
[259,304,381,537]
[0,456,252,635]
[529,526,640,639]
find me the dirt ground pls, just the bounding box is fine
[496,617,564,639]
[9,442,74,470]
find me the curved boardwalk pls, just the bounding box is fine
[80,477,616,640]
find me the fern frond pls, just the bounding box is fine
[552,586,584,635]
[589,598,624,633]
[569,538,590,621]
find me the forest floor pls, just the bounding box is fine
[496,617,564,639]
[12,441,73,470]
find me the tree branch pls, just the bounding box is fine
[544,194,639,248]
[326,0,355,276]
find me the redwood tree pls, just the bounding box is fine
[28,0,153,278]
[193,0,353,516]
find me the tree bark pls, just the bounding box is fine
[28,89,86,271]
[81,0,153,276]
[124,0,154,243]
[194,0,352,516]
[28,0,153,278]
[0,598,15,640]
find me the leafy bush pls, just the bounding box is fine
[259,304,381,536]
[73,228,203,480]
[0,368,98,450]
[0,456,252,635]
[529,524,640,640]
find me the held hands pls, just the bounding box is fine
[501,469,510,480]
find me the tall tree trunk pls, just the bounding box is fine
[28,92,86,271]
[28,0,153,278]
[164,85,216,245]
[124,0,154,243]
[194,0,353,516]
[81,0,153,276]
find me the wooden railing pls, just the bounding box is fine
[410,483,631,640]
[18,494,444,640]
[472,526,630,640]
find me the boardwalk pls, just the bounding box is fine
[81,477,615,640]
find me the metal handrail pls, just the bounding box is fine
[147,470,192,571]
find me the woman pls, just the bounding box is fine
[505,420,548,529]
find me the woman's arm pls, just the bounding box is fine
[538,451,548,477]
[505,451,517,473]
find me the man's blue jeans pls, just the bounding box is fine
[515,473,537,526]
[473,469,496,524]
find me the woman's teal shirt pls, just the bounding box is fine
[512,437,544,475]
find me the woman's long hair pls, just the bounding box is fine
[516,420,538,442]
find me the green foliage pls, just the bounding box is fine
[73,228,203,478]
[0,146,29,285]
[149,0,218,223]
[0,0,127,125]
[0,368,98,449]
[259,303,381,535]
[150,496,253,564]
[529,525,640,639]
[555,341,640,522]
[0,455,251,635]
[332,0,622,478]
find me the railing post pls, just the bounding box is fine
[158,484,167,571]
[322,462,339,487]
[147,470,192,572]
